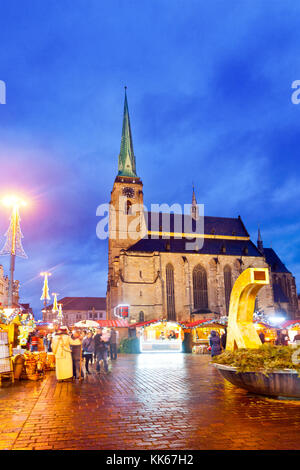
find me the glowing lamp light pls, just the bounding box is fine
[3,308,15,318]
[2,195,27,208]
[268,316,286,325]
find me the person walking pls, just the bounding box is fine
[30,331,39,352]
[280,329,289,346]
[220,330,227,350]
[94,327,109,375]
[294,331,300,343]
[82,331,94,375]
[209,330,222,357]
[109,328,118,360]
[51,326,73,382]
[259,330,265,344]
[70,330,84,380]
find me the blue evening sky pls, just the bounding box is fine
[0,0,299,318]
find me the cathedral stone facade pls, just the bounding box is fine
[106,92,299,323]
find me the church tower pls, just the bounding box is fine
[257,226,264,254]
[191,186,199,220]
[107,89,145,318]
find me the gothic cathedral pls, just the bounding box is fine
[106,91,299,323]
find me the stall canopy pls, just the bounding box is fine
[281,320,300,329]
[184,319,227,329]
[96,319,129,327]
[129,319,158,329]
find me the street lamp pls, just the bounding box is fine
[0,195,27,307]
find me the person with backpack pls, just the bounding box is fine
[94,327,109,375]
[82,331,95,375]
[209,330,222,357]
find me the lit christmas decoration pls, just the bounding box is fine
[40,272,51,307]
[52,292,59,314]
[57,303,63,325]
[0,195,27,307]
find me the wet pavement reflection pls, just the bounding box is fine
[0,353,300,450]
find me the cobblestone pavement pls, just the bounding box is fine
[1,353,300,450]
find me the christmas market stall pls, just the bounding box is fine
[135,320,184,353]
[186,319,227,354]
[0,324,14,385]
[0,307,55,384]
[95,319,130,346]
[281,320,300,343]
[253,320,277,344]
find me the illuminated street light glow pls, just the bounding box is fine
[2,195,27,208]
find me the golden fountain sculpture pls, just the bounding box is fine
[226,267,269,351]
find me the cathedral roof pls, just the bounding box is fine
[144,212,249,238]
[263,248,290,274]
[127,236,262,257]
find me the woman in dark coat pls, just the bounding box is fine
[209,330,222,357]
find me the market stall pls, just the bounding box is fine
[253,321,277,344]
[138,320,184,353]
[186,319,226,354]
[281,320,300,343]
[0,308,56,385]
[0,325,14,385]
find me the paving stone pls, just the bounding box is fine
[0,354,300,449]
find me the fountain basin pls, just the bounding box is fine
[213,363,300,398]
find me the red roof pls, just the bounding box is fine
[184,319,213,328]
[281,320,300,329]
[45,297,106,311]
[96,319,129,327]
[130,319,189,329]
[129,319,158,328]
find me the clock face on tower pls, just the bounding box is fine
[122,187,135,198]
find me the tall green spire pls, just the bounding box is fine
[118,88,137,177]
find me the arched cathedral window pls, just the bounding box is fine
[193,265,208,310]
[166,263,176,320]
[139,311,145,322]
[125,200,132,214]
[224,265,232,314]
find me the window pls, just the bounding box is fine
[166,263,176,320]
[99,313,103,318]
[93,313,98,319]
[89,313,93,319]
[193,265,208,310]
[224,265,232,314]
[125,200,132,214]
[139,311,145,322]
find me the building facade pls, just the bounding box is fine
[0,264,19,308]
[43,297,106,327]
[107,92,299,323]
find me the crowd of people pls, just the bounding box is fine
[208,327,300,357]
[28,326,118,383]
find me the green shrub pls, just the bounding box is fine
[119,337,140,354]
[212,344,300,375]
